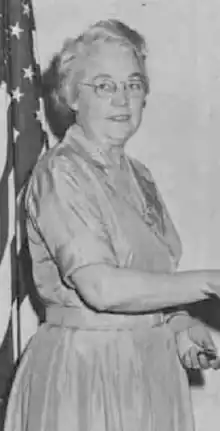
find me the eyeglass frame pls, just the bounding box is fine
[78,75,148,99]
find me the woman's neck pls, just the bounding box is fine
[70,123,126,167]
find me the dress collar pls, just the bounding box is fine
[66,124,126,170]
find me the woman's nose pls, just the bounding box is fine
[111,83,129,106]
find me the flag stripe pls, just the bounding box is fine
[0,0,48,406]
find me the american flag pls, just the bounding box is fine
[0,0,48,416]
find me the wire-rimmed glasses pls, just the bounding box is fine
[79,75,148,99]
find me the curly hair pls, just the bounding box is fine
[42,19,150,139]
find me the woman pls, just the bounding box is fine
[4,19,220,431]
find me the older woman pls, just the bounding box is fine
[4,19,220,431]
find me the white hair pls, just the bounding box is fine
[44,19,150,112]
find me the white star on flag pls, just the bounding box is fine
[12,87,24,102]
[10,22,24,39]
[35,110,42,122]
[23,65,34,81]
[22,3,30,17]
[0,0,49,401]
[13,128,20,143]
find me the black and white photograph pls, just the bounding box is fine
[1,0,220,430]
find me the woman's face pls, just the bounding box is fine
[73,42,147,148]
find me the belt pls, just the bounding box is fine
[46,305,164,331]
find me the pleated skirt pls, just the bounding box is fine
[4,322,194,431]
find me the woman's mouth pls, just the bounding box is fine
[108,115,131,122]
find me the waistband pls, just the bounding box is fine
[46,305,164,331]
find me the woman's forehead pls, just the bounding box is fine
[83,42,142,80]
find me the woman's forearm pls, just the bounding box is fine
[72,265,215,313]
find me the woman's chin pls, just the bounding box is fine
[106,127,133,145]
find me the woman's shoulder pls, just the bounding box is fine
[31,132,85,182]
[25,134,86,207]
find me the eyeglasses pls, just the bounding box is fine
[79,77,147,99]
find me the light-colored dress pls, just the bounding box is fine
[4,124,194,431]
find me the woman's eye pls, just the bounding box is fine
[128,81,143,91]
[98,82,114,92]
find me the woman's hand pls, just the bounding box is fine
[176,324,220,370]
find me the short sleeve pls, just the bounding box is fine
[26,156,117,286]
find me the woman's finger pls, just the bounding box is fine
[183,347,200,369]
[190,347,203,369]
[197,352,210,369]
[182,351,193,369]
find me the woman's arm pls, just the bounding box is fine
[27,158,220,315]
[72,264,218,313]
